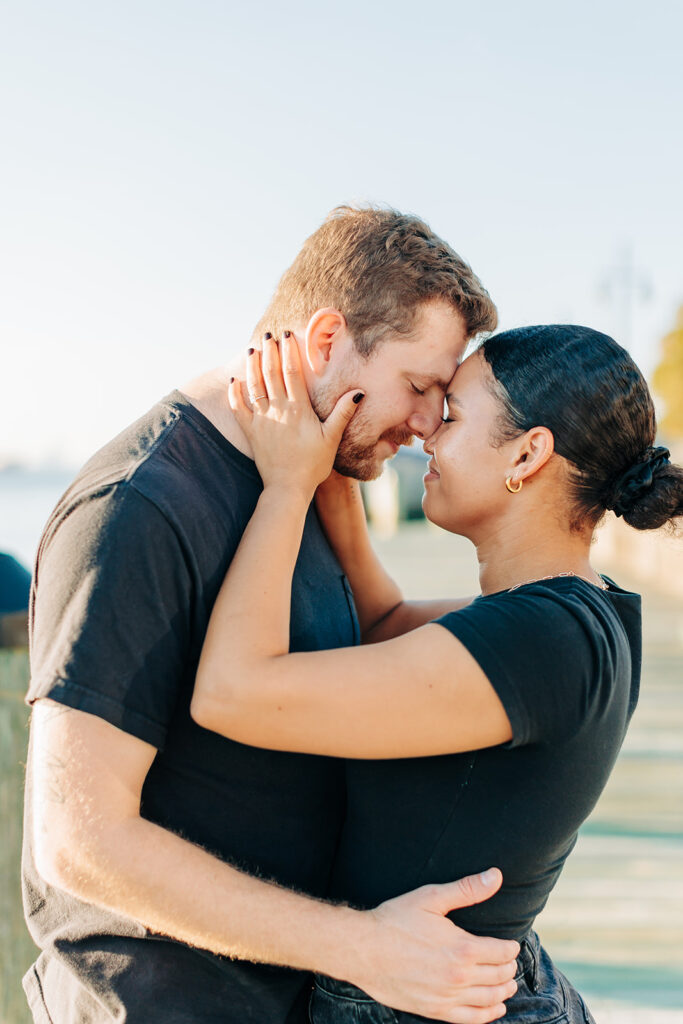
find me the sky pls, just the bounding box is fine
[2,0,682,467]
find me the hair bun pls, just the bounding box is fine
[606,446,671,518]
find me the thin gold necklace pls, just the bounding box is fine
[508,571,609,592]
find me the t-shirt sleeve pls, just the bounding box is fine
[433,588,608,747]
[27,483,194,749]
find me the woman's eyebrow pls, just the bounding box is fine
[445,394,463,407]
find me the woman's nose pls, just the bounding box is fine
[423,417,446,454]
[422,424,442,454]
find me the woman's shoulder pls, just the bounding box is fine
[507,574,639,634]
[434,575,641,746]
[479,573,639,617]
[438,573,641,675]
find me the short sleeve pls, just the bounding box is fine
[434,587,609,746]
[28,483,194,749]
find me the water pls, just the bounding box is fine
[0,469,76,571]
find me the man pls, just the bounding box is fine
[23,206,518,1024]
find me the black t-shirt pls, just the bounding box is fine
[329,577,641,940]
[22,391,359,1024]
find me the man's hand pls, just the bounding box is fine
[346,869,519,1024]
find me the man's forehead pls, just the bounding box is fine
[412,369,455,392]
[378,329,464,386]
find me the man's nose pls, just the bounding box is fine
[406,403,443,440]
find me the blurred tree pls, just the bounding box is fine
[652,305,683,438]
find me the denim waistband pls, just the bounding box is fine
[314,975,376,1001]
[514,928,540,991]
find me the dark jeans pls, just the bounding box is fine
[309,930,596,1024]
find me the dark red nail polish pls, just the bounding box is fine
[283,330,291,339]
[264,332,272,340]
[229,376,235,384]
[247,347,254,356]
[353,392,364,404]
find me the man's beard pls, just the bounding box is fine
[311,380,414,482]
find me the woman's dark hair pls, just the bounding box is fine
[479,325,683,531]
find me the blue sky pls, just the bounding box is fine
[2,0,682,466]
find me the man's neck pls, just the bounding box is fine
[179,362,254,459]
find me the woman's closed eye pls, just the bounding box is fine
[441,396,461,424]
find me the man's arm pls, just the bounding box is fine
[31,700,517,1024]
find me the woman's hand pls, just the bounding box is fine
[229,334,364,498]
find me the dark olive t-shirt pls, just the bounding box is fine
[330,577,641,940]
[22,391,359,1024]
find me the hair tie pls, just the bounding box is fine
[607,446,671,517]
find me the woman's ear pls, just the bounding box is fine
[513,426,555,482]
[305,308,348,376]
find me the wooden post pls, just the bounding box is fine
[0,649,36,1024]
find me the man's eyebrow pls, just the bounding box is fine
[445,393,463,407]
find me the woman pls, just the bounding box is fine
[191,324,683,1023]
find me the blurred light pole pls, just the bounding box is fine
[598,245,652,351]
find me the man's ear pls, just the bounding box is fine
[305,308,348,376]
[512,426,555,482]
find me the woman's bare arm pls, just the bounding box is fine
[315,472,475,643]
[192,338,510,760]
[193,483,511,759]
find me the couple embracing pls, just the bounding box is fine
[23,206,682,1024]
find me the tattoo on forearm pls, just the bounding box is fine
[42,753,68,804]
[38,702,71,722]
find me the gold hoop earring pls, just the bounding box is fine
[506,476,523,493]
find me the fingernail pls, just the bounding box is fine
[353,392,365,404]
[229,376,235,384]
[480,868,497,885]
[247,347,254,356]
[283,330,291,339]
[263,332,272,340]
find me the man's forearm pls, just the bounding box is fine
[32,703,366,981]
[43,807,368,978]
[45,814,520,1023]
[32,703,519,1023]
